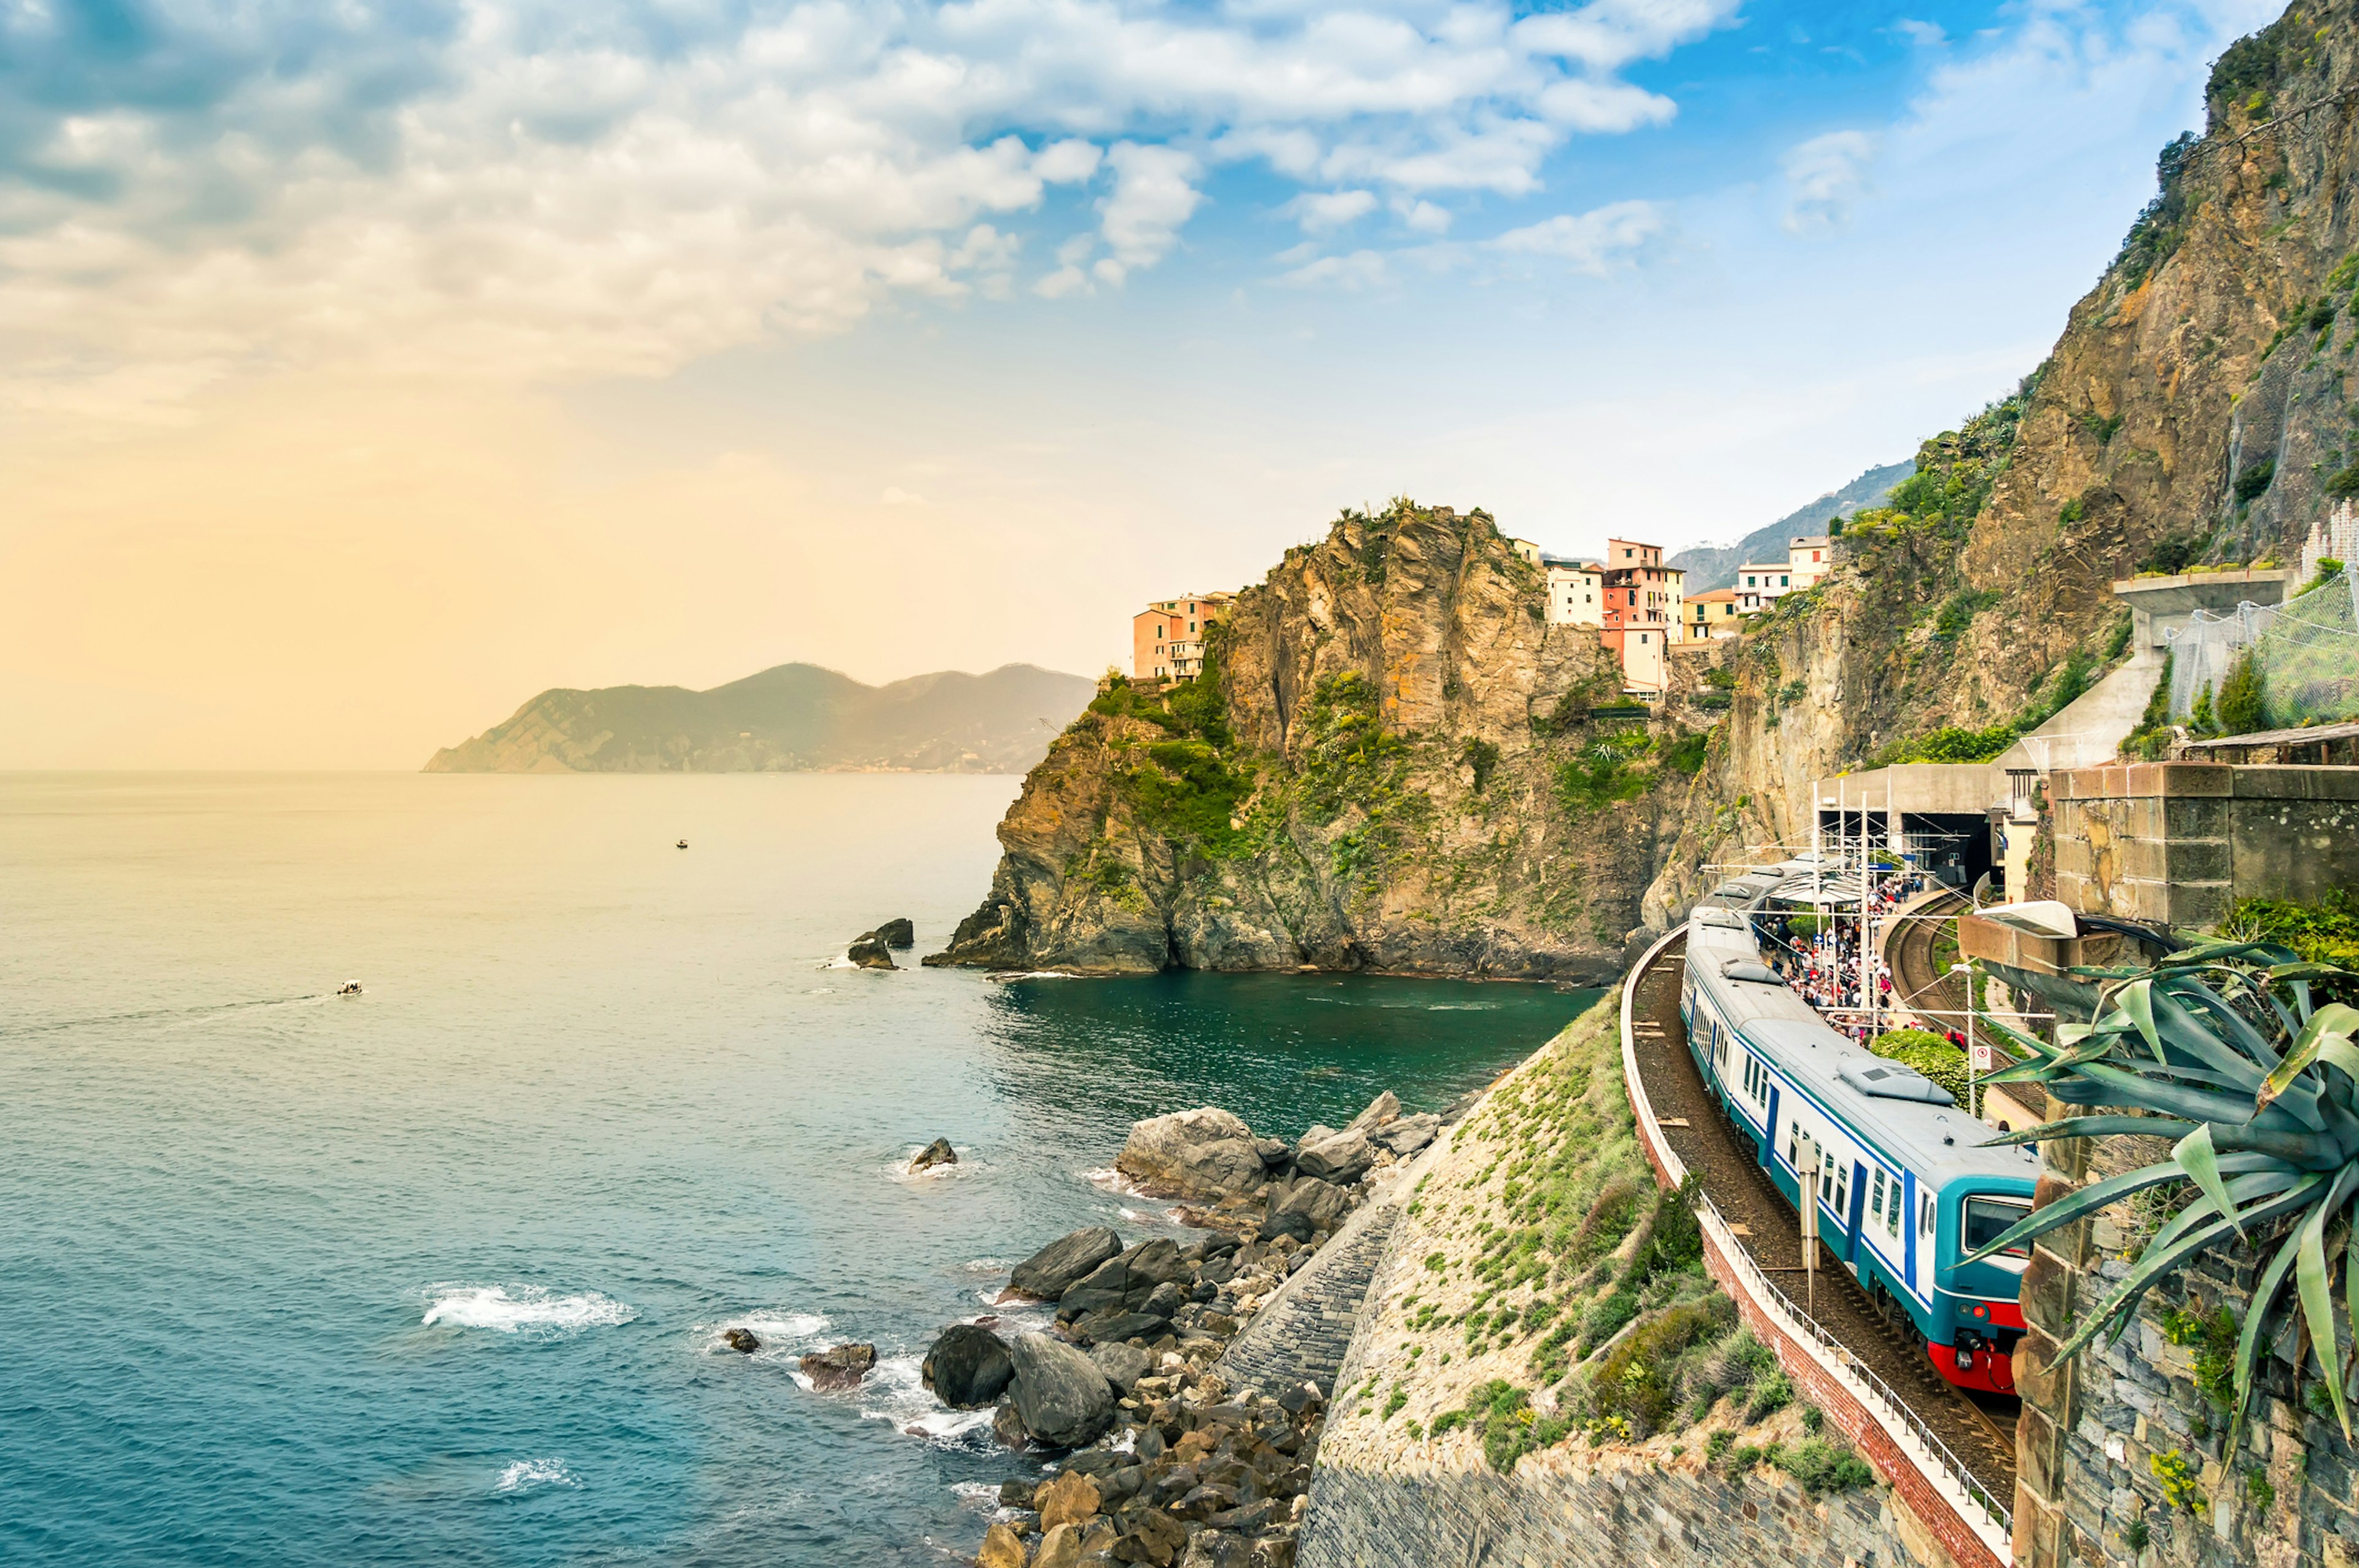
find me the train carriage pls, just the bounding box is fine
[1678,868,2040,1394]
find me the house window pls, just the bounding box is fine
[1780,575,1790,587]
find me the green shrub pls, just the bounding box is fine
[1871,1028,1970,1102]
[1663,730,1710,776]
[1872,723,2020,766]
[2123,649,2176,760]
[1704,1429,1735,1464]
[1782,1438,1877,1496]
[2215,647,2269,735]
[2234,458,2277,503]
[1459,736,1502,794]
[1586,1295,1735,1435]
[1744,1370,1793,1424]
[2230,889,2359,967]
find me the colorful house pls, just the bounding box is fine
[1600,538,1684,695]
[1684,587,1743,639]
[1132,593,1232,681]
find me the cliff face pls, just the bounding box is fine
[1645,0,2359,923]
[424,661,1094,774]
[931,504,1713,979]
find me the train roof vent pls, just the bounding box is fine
[1720,961,1782,983]
[1693,908,1747,930]
[1838,1059,1956,1106]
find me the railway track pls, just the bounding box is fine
[1889,890,1971,1031]
[1627,936,2020,1501]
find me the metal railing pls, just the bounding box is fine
[1692,1185,2016,1537]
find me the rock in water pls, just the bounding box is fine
[1116,1107,1266,1199]
[847,934,896,969]
[1055,1239,1187,1319]
[799,1342,877,1390]
[871,917,916,949]
[1293,1126,1373,1184]
[1007,1225,1123,1300]
[1007,1332,1115,1448]
[921,1324,1013,1408]
[722,1327,761,1354]
[907,1137,957,1173]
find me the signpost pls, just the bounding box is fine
[1794,1129,1823,1319]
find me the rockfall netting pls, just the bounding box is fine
[2168,563,2359,727]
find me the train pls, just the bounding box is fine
[1678,860,2040,1395]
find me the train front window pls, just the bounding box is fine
[1962,1196,2032,1261]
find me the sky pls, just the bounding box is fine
[0,0,2285,767]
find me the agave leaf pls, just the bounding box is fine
[2156,981,2280,1080]
[2210,1123,2355,1170]
[2268,962,2344,983]
[1976,1115,2197,1149]
[2298,1189,2355,1443]
[2229,1229,2306,1462]
[2060,1177,2328,1362]
[1956,1154,2264,1266]
[2145,1170,2308,1258]
[1980,1013,2054,1061]
[2177,1125,2242,1239]
[2071,1058,2306,1132]
[2069,964,2150,979]
[2259,1005,2359,1110]
[2121,980,2166,1063]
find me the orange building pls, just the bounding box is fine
[1132,593,1232,681]
[1598,537,1684,695]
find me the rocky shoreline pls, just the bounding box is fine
[931,1089,1450,1568]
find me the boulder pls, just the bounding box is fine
[1345,1090,1401,1133]
[1067,1308,1173,1346]
[907,1136,958,1173]
[1007,1332,1116,1448]
[1141,1281,1187,1319]
[977,1522,1027,1568]
[721,1327,761,1354]
[799,1341,876,1390]
[1180,1531,1254,1568]
[1122,1508,1189,1566]
[1032,1523,1099,1568]
[870,917,917,949]
[847,934,896,969]
[1261,1175,1348,1241]
[1008,1226,1124,1300]
[992,1399,1029,1449]
[997,1478,1036,1508]
[1088,1341,1152,1393]
[1116,1107,1267,1199]
[1254,1137,1294,1170]
[1374,1112,1439,1157]
[1035,1469,1103,1531]
[1293,1126,1372,1184]
[1056,1239,1187,1319]
[922,1324,1013,1408]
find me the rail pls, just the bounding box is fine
[1620,927,2014,1563]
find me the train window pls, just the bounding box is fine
[1921,1196,1934,1235]
[1871,1169,1886,1222]
[1831,1161,1849,1219]
[1963,1196,2033,1261]
[1885,1176,1901,1238]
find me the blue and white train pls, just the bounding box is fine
[1679,864,2040,1394]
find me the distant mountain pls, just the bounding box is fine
[1667,459,1915,593]
[424,662,1097,774]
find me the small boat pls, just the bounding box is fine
[336,981,362,996]
[676,839,689,849]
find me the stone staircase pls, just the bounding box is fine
[1217,1198,1403,1398]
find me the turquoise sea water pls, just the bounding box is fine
[0,773,1596,1566]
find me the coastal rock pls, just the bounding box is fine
[976,1522,1027,1568]
[1180,1531,1253,1568]
[1007,1332,1116,1448]
[1122,1508,1190,1566]
[721,1327,761,1354]
[799,1342,877,1390]
[1291,1127,1372,1185]
[1373,1112,1439,1156]
[1253,1137,1293,1171]
[847,934,896,970]
[991,1398,1028,1449]
[1035,1469,1103,1531]
[1032,1523,1106,1568]
[1344,1091,1399,1133]
[907,1137,958,1173]
[1116,1108,1266,1199]
[1008,1226,1124,1300]
[1088,1341,1152,1394]
[1057,1239,1188,1319]
[1261,1176,1348,1241]
[870,917,916,949]
[1068,1308,1172,1346]
[921,1324,1013,1408]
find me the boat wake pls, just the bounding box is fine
[421,1284,636,1337]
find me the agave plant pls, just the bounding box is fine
[1964,935,2359,1456]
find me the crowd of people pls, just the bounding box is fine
[1762,869,1938,1043]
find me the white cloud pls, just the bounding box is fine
[1098,143,1205,270]
[1279,251,1391,291]
[0,0,1742,415]
[1284,189,1380,234]
[1491,200,1669,271]
[1394,197,1453,235]
[1781,131,1878,233]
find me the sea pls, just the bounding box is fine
[0,773,1598,1566]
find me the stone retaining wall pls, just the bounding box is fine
[1218,1199,1401,1399]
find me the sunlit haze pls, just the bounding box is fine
[1,0,2276,766]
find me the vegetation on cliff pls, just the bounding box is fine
[936,501,1721,977]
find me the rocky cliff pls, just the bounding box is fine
[1645,0,2359,924]
[929,504,1716,979]
[424,661,1093,774]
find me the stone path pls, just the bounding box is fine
[1217,1197,1402,1398]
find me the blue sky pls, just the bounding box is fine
[0,0,2286,765]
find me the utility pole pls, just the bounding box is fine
[1955,959,1979,1118]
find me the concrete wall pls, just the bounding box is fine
[2048,763,2359,926]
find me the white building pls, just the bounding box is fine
[1544,560,1604,626]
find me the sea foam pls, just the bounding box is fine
[421,1285,635,1336]
[493,1458,579,1494]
